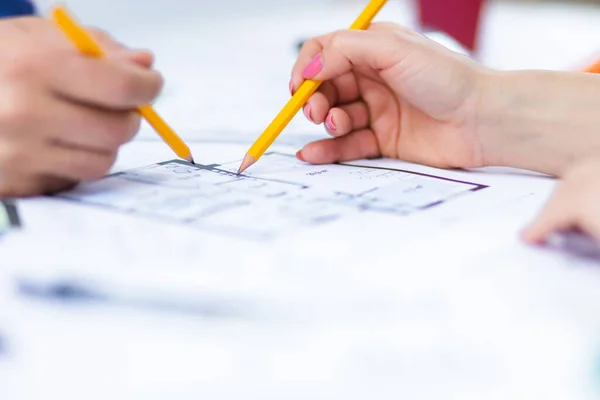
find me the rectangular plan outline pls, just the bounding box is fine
[53,153,489,239]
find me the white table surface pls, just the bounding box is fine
[3,1,600,399]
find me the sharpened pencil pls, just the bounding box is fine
[51,5,195,164]
[237,0,388,174]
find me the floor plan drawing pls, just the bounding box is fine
[57,153,488,239]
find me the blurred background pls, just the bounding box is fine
[24,0,600,143]
[28,0,600,68]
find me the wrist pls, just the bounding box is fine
[474,70,528,170]
[475,69,600,176]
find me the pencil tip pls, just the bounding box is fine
[184,155,195,164]
[237,154,257,175]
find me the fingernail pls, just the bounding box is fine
[325,112,337,131]
[303,103,312,122]
[296,150,306,162]
[302,53,323,79]
[289,80,294,95]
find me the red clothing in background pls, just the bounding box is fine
[417,0,486,52]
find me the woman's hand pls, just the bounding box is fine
[0,17,163,197]
[523,158,600,245]
[290,22,489,170]
[291,22,600,178]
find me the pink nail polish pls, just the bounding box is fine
[303,104,312,122]
[302,53,323,79]
[325,112,336,131]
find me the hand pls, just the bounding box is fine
[0,17,163,197]
[290,23,489,169]
[522,158,600,245]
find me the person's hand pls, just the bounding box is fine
[0,17,163,197]
[290,22,489,169]
[522,158,600,245]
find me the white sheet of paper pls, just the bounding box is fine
[4,211,600,400]
[2,142,598,400]
[54,152,487,240]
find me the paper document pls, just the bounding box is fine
[56,153,488,240]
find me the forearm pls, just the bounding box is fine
[478,70,600,176]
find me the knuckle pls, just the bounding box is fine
[328,31,345,52]
[0,140,25,167]
[0,96,33,128]
[2,50,37,80]
[301,37,320,52]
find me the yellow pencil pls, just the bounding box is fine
[237,0,388,174]
[51,5,195,164]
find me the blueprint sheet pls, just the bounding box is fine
[57,153,487,239]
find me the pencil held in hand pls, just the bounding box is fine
[51,5,195,164]
[237,0,388,174]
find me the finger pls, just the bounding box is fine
[5,92,140,152]
[300,29,417,81]
[109,49,155,69]
[331,72,361,104]
[37,175,77,194]
[325,101,370,137]
[522,190,573,244]
[575,195,600,243]
[304,83,338,124]
[46,101,140,151]
[579,219,600,244]
[291,33,332,90]
[123,50,154,68]
[0,137,117,182]
[48,54,163,109]
[0,172,75,197]
[43,144,118,181]
[297,129,380,165]
[0,171,41,197]
[87,28,155,68]
[291,23,419,84]
[303,72,361,121]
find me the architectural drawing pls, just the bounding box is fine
[58,153,487,239]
